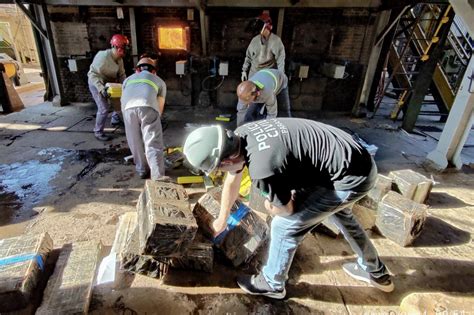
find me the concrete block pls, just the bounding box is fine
[389,169,433,204]
[36,241,101,315]
[376,191,428,247]
[138,185,197,257]
[193,188,268,266]
[0,233,53,312]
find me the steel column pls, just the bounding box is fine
[402,6,454,131]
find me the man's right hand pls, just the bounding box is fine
[241,71,248,82]
[100,87,109,99]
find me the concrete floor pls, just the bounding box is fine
[0,101,473,314]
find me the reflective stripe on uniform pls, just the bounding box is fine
[253,80,264,90]
[251,70,278,93]
[260,70,278,92]
[124,79,159,92]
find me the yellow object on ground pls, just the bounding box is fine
[215,116,230,122]
[166,147,183,154]
[106,83,122,98]
[239,167,251,198]
[177,176,204,184]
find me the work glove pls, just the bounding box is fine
[100,87,109,99]
[241,71,248,82]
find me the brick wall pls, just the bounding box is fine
[48,5,377,112]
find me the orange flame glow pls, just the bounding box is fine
[158,27,187,50]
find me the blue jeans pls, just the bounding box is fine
[262,164,388,291]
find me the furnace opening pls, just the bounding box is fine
[157,26,189,51]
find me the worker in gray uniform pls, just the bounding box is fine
[236,69,290,126]
[121,57,167,180]
[239,11,286,125]
[88,34,129,141]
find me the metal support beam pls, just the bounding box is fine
[31,3,65,106]
[425,55,474,170]
[374,5,411,46]
[14,0,48,39]
[353,9,391,115]
[199,8,207,56]
[366,6,404,111]
[276,8,284,38]
[402,6,454,132]
[129,7,138,66]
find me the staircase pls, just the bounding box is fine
[373,3,473,121]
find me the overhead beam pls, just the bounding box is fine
[129,7,138,66]
[11,0,198,6]
[1,0,382,7]
[206,0,382,7]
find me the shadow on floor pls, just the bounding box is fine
[287,256,474,306]
[428,191,474,209]
[411,216,471,247]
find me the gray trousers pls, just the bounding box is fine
[236,87,292,127]
[123,106,165,180]
[88,81,120,135]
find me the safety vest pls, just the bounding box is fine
[123,78,159,93]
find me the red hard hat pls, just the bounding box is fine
[258,11,272,31]
[110,34,129,48]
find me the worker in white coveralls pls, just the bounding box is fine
[238,11,288,125]
[236,69,290,127]
[88,34,129,141]
[121,57,167,180]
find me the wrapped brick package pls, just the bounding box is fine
[170,232,214,273]
[138,181,198,257]
[144,180,188,202]
[249,184,269,214]
[122,225,170,279]
[376,191,428,247]
[193,188,268,267]
[352,174,393,230]
[36,241,102,315]
[138,195,198,257]
[115,212,170,279]
[389,169,433,204]
[0,233,53,312]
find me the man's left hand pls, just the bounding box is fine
[212,217,227,236]
[265,199,294,217]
